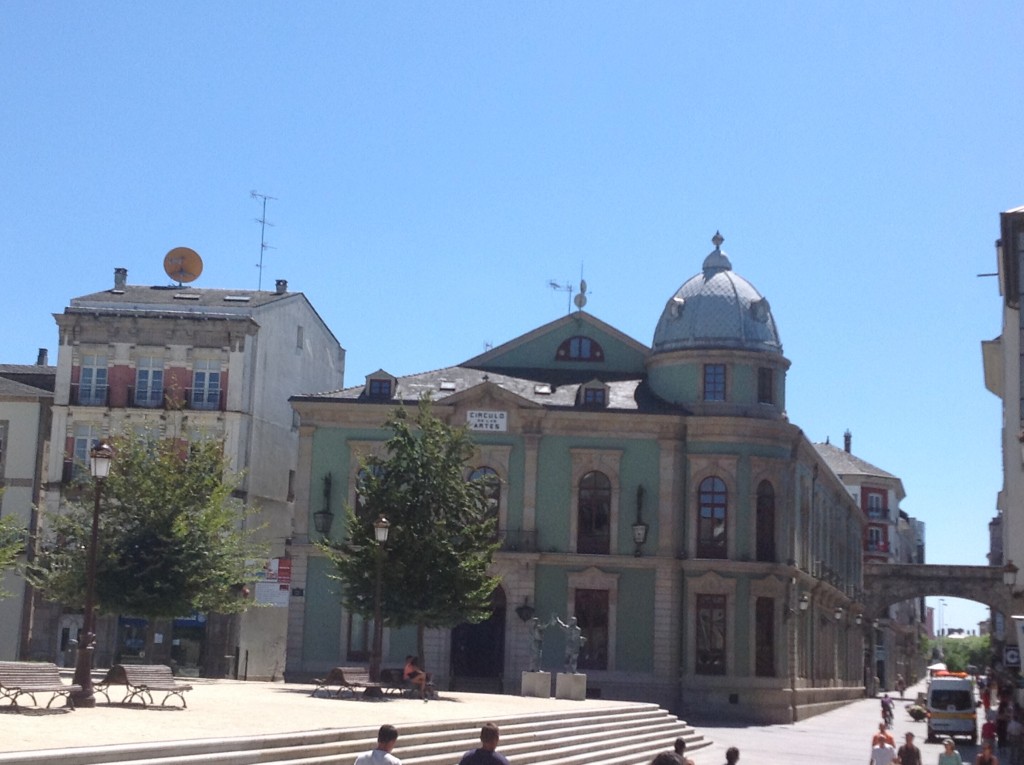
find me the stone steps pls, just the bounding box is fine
[0,704,709,765]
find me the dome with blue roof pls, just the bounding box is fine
[651,232,782,355]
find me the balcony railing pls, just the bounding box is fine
[128,385,164,409]
[187,387,225,411]
[70,383,110,406]
[68,384,225,412]
[865,541,889,552]
[498,529,537,553]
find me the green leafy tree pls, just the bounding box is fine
[0,508,26,599]
[28,432,266,618]
[319,398,501,660]
[927,634,991,672]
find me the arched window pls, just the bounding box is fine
[577,471,611,554]
[755,480,776,562]
[697,476,727,559]
[556,336,604,362]
[468,466,501,538]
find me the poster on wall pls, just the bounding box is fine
[254,557,292,607]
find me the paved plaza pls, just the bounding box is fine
[0,678,991,765]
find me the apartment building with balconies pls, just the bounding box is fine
[28,269,344,680]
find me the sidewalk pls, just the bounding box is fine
[0,678,655,754]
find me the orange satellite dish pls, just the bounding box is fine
[163,247,204,284]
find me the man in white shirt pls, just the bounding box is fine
[354,724,402,765]
[870,740,897,765]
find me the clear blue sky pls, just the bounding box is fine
[4,2,1021,632]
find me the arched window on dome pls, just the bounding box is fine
[755,480,776,562]
[556,336,604,362]
[697,476,727,559]
[577,470,611,554]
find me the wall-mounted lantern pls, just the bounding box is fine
[313,472,334,535]
[799,593,810,612]
[632,485,648,557]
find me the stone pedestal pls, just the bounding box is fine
[555,672,586,700]
[521,671,551,698]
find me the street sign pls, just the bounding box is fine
[1005,645,1021,667]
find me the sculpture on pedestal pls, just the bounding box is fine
[528,616,553,672]
[555,615,587,674]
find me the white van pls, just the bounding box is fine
[926,676,977,744]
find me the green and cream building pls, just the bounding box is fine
[287,234,867,722]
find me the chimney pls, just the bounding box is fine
[114,267,127,290]
[844,429,852,453]
[36,348,48,366]
[275,279,287,295]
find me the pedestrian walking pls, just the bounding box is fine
[725,746,740,765]
[458,723,511,765]
[1007,712,1024,765]
[975,741,999,765]
[938,738,964,765]
[673,736,696,765]
[353,724,402,765]
[873,722,896,747]
[650,755,682,765]
[896,732,921,765]
[871,739,897,765]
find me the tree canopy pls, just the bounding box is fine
[0,509,26,599]
[319,398,501,638]
[28,432,267,618]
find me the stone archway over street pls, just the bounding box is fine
[863,563,1024,621]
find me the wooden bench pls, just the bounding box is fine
[0,661,81,709]
[311,667,388,699]
[96,664,192,707]
[380,667,437,699]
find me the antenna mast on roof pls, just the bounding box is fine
[548,280,573,315]
[251,190,277,290]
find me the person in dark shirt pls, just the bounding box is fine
[459,723,510,765]
[896,731,921,765]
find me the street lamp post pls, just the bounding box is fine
[71,441,113,708]
[369,515,390,684]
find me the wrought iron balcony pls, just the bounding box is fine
[498,529,537,553]
[70,383,109,406]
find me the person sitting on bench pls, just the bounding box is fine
[403,656,428,701]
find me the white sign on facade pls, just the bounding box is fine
[467,410,508,432]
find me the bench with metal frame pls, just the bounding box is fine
[0,661,81,709]
[96,664,192,707]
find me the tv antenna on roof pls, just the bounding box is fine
[251,190,277,290]
[548,280,573,315]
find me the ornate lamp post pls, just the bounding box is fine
[71,441,113,708]
[369,515,390,683]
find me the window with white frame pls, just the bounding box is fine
[134,356,164,407]
[78,355,108,406]
[72,423,103,479]
[191,358,222,410]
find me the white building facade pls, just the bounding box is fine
[31,269,344,679]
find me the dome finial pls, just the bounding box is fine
[712,231,724,250]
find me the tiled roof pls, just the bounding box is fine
[295,365,682,414]
[813,441,897,480]
[0,376,54,398]
[69,285,292,310]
